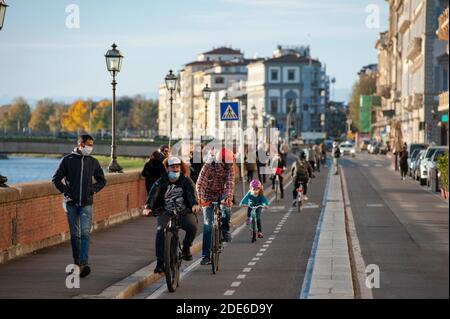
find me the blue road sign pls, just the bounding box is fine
[220,102,240,121]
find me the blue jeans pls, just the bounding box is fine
[64,203,93,265]
[202,204,231,257]
[247,207,262,232]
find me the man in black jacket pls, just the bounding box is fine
[142,157,200,274]
[52,134,106,278]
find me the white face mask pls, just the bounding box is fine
[81,145,93,156]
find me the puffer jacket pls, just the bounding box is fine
[52,149,106,206]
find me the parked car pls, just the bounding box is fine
[360,140,371,151]
[340,142,356,157]
[419,146,445,185]
[426,147,448,188]
[413,149,427,181]
[407,143,428,159]
[408,149,421,177]
[368,141,381,154]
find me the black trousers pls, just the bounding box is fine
[155,212,198,262]
[272,175,284,195]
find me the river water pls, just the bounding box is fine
[0,156,62,185]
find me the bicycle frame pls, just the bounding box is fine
[248,205,265,243]
[210,201,223,274]
[161,209,182,293]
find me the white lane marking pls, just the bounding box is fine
[248,262,256,266]
[436,205,449,209]
[231,282,241,287]
[260,248,267,252]
[252,257,260,261]
[224,290,235,296]
[243,268,252,272]
[366,203,384,207]
[274,231,280,233]
[269,237,275,240]
[266,241,272,244]
[256,253,263,256]
[263,244,270,248]
[237,274,246,279]
[146,257,202,299]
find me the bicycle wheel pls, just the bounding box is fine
[251,217,257,243]
[275,180,279,202]
[164,231,179,292]
[210,223,220,274]
[297,199,302,213]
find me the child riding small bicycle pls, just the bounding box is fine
[239,180,269,238]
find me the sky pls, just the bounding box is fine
[0,0,388,105]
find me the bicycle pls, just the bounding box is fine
[294,184,304,213]
[210,201,223,275]
[154,208,183,293]
[247,205,266,243]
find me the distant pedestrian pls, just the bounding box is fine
[332,142,341,175]
[314,144,321,172]
[52,134,106,278]
[141,145,170,194]
[307,145,317,172]
[257,144,267,183]
[399,146,408,180]
[245,156,258,182]
[189,147,204,183]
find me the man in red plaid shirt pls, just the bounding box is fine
[196,147,235,265]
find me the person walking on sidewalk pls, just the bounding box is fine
[142,157,200,273]
[141,145,170,194]
[332,142,341,175]
[52,134,106,278]
[269,152,286,198]
[399,146,409,180]
[196,147,235,265]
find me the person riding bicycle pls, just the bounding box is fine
[196,147,235,265]
[239,180,269,238]
[269,152,286,199]
[143,157,201,274]
[291,151,312,204]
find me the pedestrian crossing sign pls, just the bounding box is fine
[220,102,240,121]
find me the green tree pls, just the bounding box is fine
[91,99,112,133]
[348,74,376,132]
[47,104,67,136]
[6,98,31,132]
[29,99,56,132]
[129,96,158,135]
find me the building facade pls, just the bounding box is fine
[373,0,448,148]
[246,46,328,141]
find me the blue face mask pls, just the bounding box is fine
[168,171,180,182]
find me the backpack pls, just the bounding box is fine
[294,161,308,179]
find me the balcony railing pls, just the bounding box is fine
[399,12,411,34]
[437,6,449,41]
[438,91,449,112]
[406,37,422,60]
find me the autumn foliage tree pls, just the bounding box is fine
[61,100,90,133]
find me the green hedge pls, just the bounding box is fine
[436,151,449,192]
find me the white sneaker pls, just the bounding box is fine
[304,195,309,201]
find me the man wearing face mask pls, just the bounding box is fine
[52,134,106,278]
[196,147,235,265]
[142,157,200,274]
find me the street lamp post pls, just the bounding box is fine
[0,0,8,31]
[105,43,124,173]
[165,70,177,149]
[202,83,212,140]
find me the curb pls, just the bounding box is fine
[78,173,291,299]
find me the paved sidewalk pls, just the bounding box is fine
[302,166,354,299]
